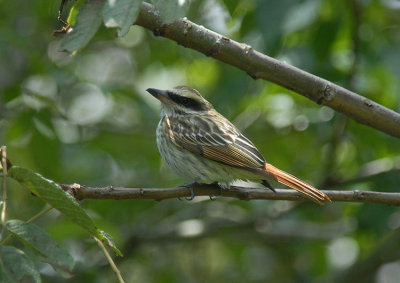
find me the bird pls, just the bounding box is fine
[146,86,331,204]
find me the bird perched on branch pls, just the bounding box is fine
[147,86,330,204]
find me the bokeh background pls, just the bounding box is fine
[1,0,400,282]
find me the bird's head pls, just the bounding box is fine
[146,86,214,116]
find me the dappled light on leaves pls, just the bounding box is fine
[327,237,359,269]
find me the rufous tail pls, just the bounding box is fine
[264,163,331,205]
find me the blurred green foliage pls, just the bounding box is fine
[1,0,400,282]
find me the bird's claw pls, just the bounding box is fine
[261,180,276,193]
[209,182,222,201]
[185,187,195,201]
[178,178,199,201]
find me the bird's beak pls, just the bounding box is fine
[146,88,173,105]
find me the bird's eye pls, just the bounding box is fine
[181,97,190,106]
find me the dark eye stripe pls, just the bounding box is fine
[168,93,204,111]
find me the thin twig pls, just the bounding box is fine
[1,146,8,239]
[59,183,400,206]
[94,237,125,283]
[133,2,400,138]
[322,0,362,187]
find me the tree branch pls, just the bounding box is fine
[134,2,400,138]
[59,183,400,206]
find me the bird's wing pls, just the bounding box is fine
[165,114,266,170]
[165,115,331,204]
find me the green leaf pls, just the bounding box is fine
[0,246,41,283]
[6,220,74,273]
[66,0,87,26]
[151,0,189,23]
[60,0,105,52]
[7,167,123,256]
[98,230,123,257]
[103,0,143,37]
[221,0,239,16]
[8,166,98,236]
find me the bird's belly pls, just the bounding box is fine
[156,124,260,186]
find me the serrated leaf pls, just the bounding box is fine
[0,246,41,283]
[8,166,98,236]
[103,0,143,37]
[98,230,123,257]
[60,0,105,52]
[151,0,189,23]
[6,220,74,273]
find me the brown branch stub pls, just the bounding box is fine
[1,146,8,237]
[134,2,400,138]
[0,147,13,170]
[59,183,400,206]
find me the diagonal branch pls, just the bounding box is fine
[59,183,400,206]
[134,2,400,138]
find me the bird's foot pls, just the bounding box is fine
[209,182,222,200]
[178,178,199,201]
[261,180,276,193]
